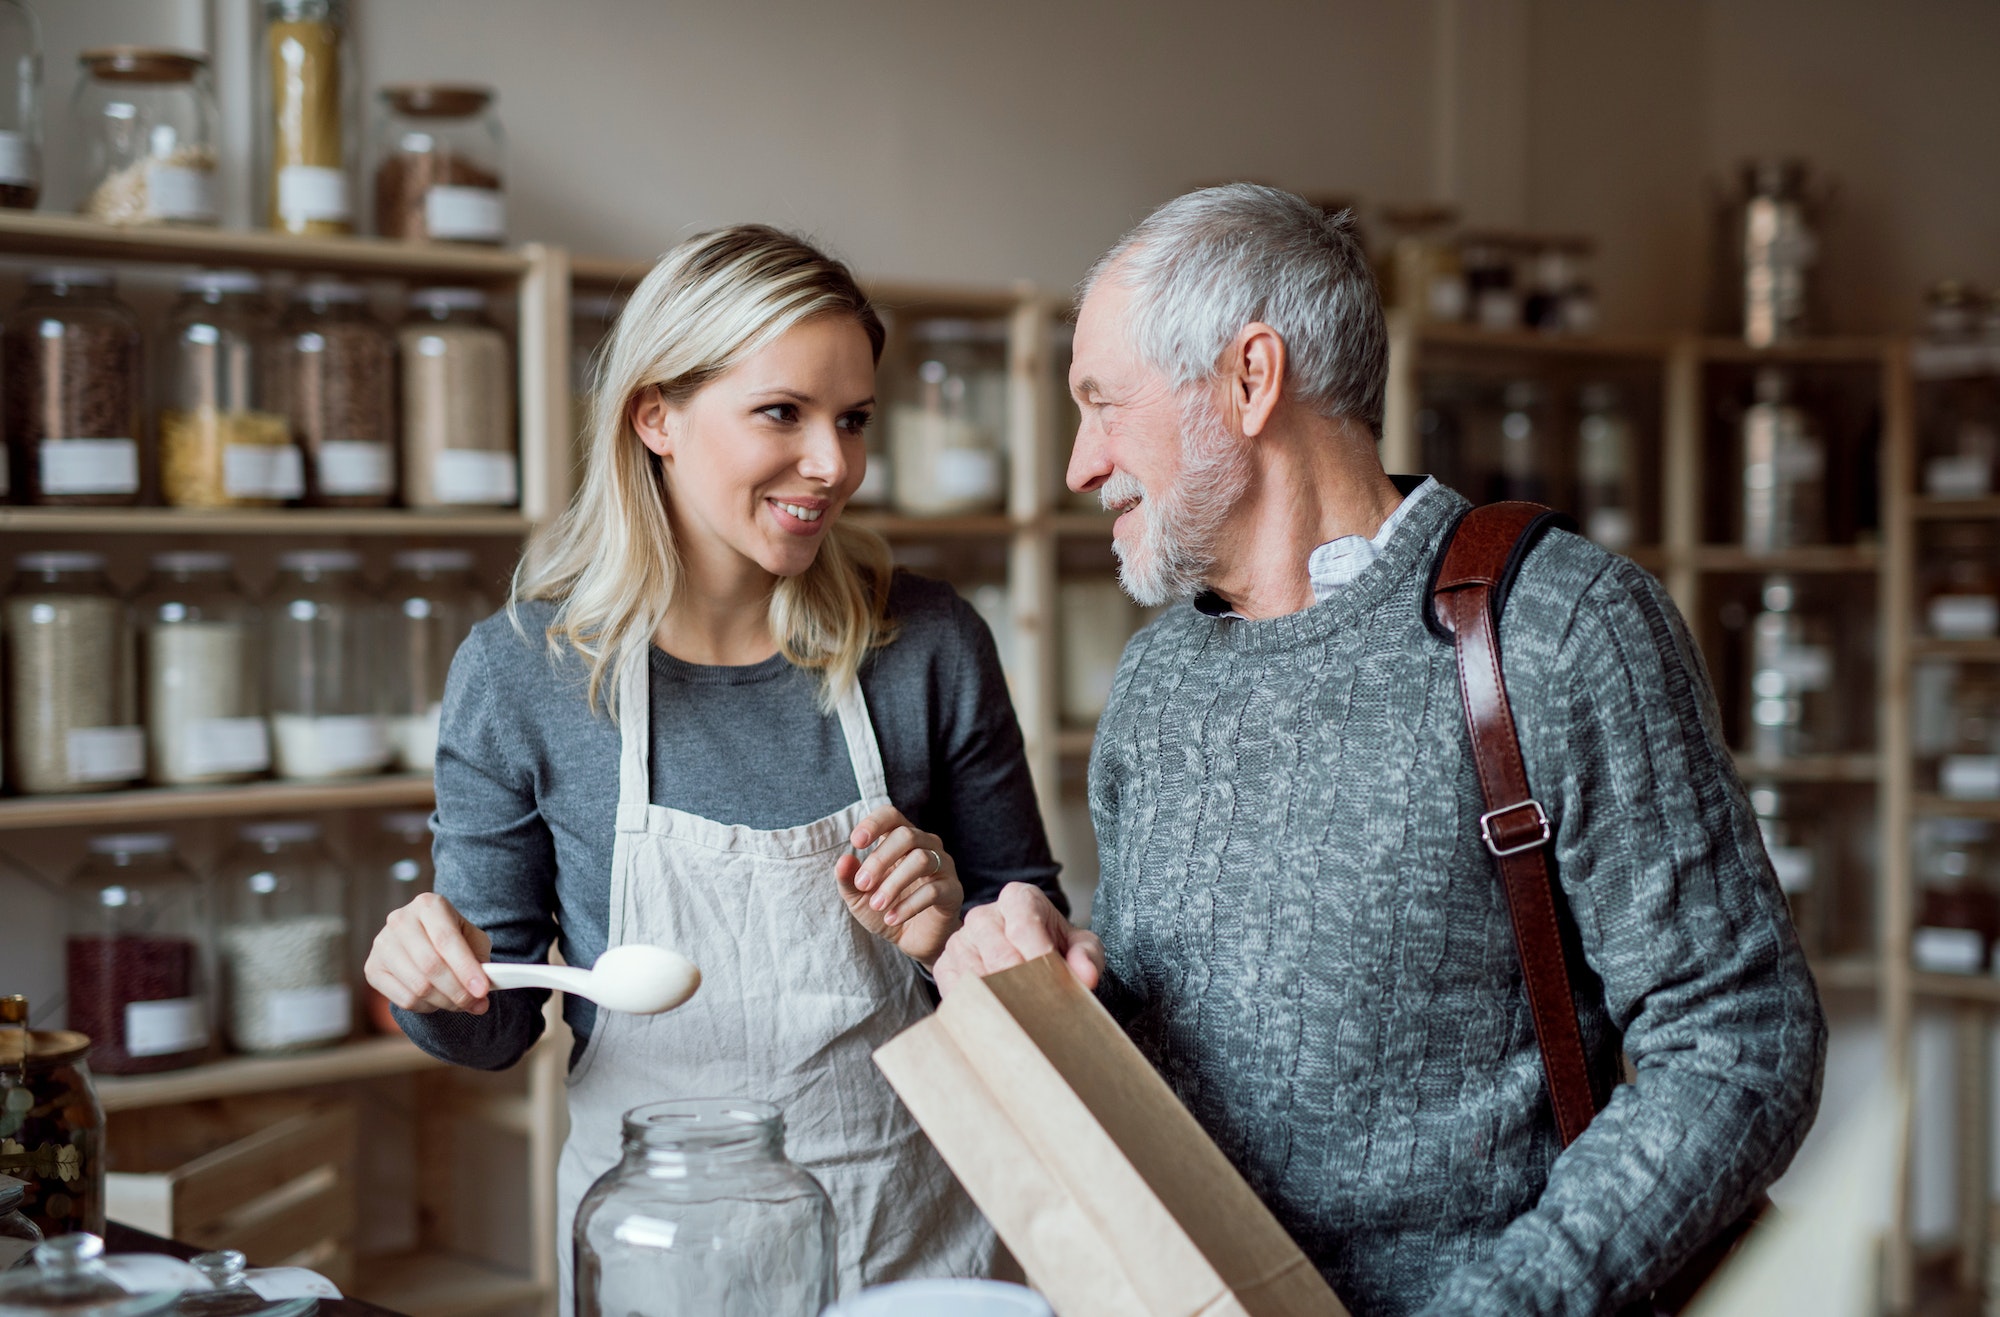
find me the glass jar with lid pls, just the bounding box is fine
[65,834,211,1076]
[1914,818,2000,973]
[1938,665,2000,801]
[275,279,397,507]
[1743,575,1834,761]
[136,552,267,786]
[1576,382,1637,552]
[260,0,355,236]
[1923,523,2000,641]
[399,288,516,507]
[362,811,433,1035]
[575,1099,835,1317]
[0,1173,40,1270]
[1377,204,1464,324]
[265,550,387,780]
[373,84,505,244]
[161,272,297,509]
[5,554,141,796]
[3,269,145,507]
[215,822,351,1054]
[70,48,217,226]
[1740,368,1825,551]
[383,549,487,772]
[889,319,1008,517]
[1460,233,1520,331]
[0,1,41,209]
[0,995,105,1240]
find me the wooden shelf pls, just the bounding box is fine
[355,1250,545,1317]
[1733,753,1879,783]
[1911,497,2000,522]
[0,773,433,831]
[0,210,529,280]
[848,511,1016,538]
[1691,544,1881,573]
[1911,638,2000,661]
[0,507,534,536]
[97,1035,443,1113]
[1911,969,2000,1006]
[1914,794,2000,821]
[1412,320,1672,360]
[1694,336,1894,365]
[1811,955,1880,992]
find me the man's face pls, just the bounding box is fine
[1067,278,1251,606]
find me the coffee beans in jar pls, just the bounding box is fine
[277,279,397,506]
[160,271,300,509]
[65,834,212,1075]
[5,554,143,796]
[2,269,145,506]
[373,84,506,245]
[399,288,516,508]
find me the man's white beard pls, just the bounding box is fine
[1102,393,1252,607]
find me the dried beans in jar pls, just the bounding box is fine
[2,269,145,506]
[277,279,397,505]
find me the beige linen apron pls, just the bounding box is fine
[554,655,992,1313]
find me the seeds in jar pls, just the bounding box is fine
[64,935,205,1074]
[376,153,504,244]
[83,145,218,225]
[1,299,143,507]
[159,407,300,507]
[219,913,350,1052]
[5,595,142,795]
[270,713,389,779]
[280,300,396,506]
[399,309,515,507]
[145,621,267,784]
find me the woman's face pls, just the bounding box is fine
[637,314,876,585]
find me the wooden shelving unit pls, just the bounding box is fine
[0,507,534,536]
[95,1035,444,1113]
[0,774,433,831]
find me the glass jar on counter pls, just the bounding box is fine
[265,551,387,780]
[70,48,217,226]
[215,823,350,1054]
[276,279,396,506]
[1741,368,1825,551]
[361,811,432,1035]
[1743,575,1833,761]
[383,548,487,771]
[160,271,297,509]
[3,269,144,507]
[399,288,517,508]
[890,319,1008,517]
[261,0,354,235]
[1923,523,2000,640]
[575,1099,835,1317]
[0,1,42,209]
[65,835,211,1076]
[0,1174,40,1269]
[5,554,141,796]
[1377,204,1464,324]
[136,552,267,786]
[1576,383,1636,552]
[0,994,104,1240]
[373,84,505,244]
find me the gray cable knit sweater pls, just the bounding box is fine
[1087,482,1826,1317]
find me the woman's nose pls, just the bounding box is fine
[798,423,849,486]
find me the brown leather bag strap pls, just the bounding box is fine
[1430,501,1598,1147]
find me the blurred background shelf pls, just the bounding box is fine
[95,1035,443,1113]
[0,774,433,830]
[1691,544,1881,573]
[0,508,534,536]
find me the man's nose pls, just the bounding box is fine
[1066,420,1110,494]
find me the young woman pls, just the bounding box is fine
[363,225,1063,1304]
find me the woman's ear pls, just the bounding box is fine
[630,386,675,460]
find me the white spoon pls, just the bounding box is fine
[481,945,702,1015]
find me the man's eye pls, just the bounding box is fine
[758,403,798,423]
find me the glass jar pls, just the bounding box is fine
[0,1,41,209]
[372,84,505,244]
[215,823,350,1054]
[136,553,266,786]
[382,549,486,772]
[5,554,141,796]
[1524,238,1596,335]
[1744,576,1833,761]
[0,995,105,1240]
[1740,368,1825,551]
[1461,234,1519,331]
[3,269,144,507]
[177,1249,320,1317]
[1923,523,2000,640]
[0,1173,40,1270]
[71,48,217,226]
[361,811,432,1035]
[160,272,296,509]
[1749,782,1822,960]
[0,1233,191,1317]
[890,319,1008,517]
[1489,380,1551,505]
[1376,204,1464,324]
[265,551,387,780]
[65,835,211,1076]
[261,0,354,235]
[1727,158,1823,348]
[274,279,397,507]
[1938,666,2000,801]
[1914,818,2000,974]
[398,289,516,508]
[1576,383,1636,552]
[574,1099,835,1317]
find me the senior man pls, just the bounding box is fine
[933,185,1825,1317]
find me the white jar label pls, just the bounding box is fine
[317,440,394,496]
[273,714,390,777]
[40,438,139,495]
[1774,645,1832,690]
[186,717,272,776]
[1925,455,1993,499]
[424,185,506,241]
[264,984,351,1046]
[1930,595,2000,639]
[67,726,145,783]
[1942,755,2000,800]
[146,162,217,222]
[933,448,1003,502]
[223,443,305,499]
[1914,926,1987,975]
[124,996,209,1058]
[0,129,37,188]
[433,449,518,505]
[244,1271,344,1301]
[278,164,351,223]
[1767,846,1814,894]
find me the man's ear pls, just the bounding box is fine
[1231,322,1285,439]
[631,386,674,459]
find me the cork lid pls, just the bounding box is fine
[0,996,91,1067]
[379,84,493,119]
[79,47,209,83]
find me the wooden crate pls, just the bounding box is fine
[104,1095,358,1287]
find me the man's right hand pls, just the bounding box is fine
[365,892,494,1015]
[934,882,1105,997]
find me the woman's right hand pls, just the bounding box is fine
[365,891,494,1015]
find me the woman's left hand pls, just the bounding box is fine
[835,805,963,969]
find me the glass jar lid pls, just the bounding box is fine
[172,1251,318,1317]
[78,48,209,84]
[378,84,493,118]
[26,267,115,291]
[85,833,175,858]
[391,548,473,574]
[237,821,321,848]
[178,271,263,298]
[407,287,488,314]
[275,550,360,576]
[148,551,235,576]
[0,1235,190,1317]
[291,280,365,306]
[15,551,107,576]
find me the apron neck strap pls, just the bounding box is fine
[831,676,890,809]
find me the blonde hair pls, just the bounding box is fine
[512,224,895,717]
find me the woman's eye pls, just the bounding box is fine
[839,411,873,434]
[758,403,799,424]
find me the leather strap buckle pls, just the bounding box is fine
[1479,799,1551,857]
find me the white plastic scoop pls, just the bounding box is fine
[481,945,702,1015]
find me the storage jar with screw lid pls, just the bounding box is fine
[383,548,488,771]
[3,268,144,507]
[261,0,354,235]
[400,288,516,507]
[0,0,42,210]
[889,319,1008,517]
[0,994,105,1240]
[65,834,212,1076]
[362,811,433,1034]
[70,47,218,226]
[373,83,505,244]
[266,550,387,780]
[136,552,268,786]
[276,278,397,506]
[161,271,298,509]
[215,821,351,1054]
[5,553,141,796]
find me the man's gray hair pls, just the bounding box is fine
[1081,184,1388,438]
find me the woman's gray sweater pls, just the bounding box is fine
[1088,482,1826,1316]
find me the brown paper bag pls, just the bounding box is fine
[874,953,1351,1317]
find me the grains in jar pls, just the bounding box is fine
[160,270,300,508]
[4,553,142,795]
[277,279,397,505]
[1,268,145,506]
[137,552,268,785]
[399,287,516,507]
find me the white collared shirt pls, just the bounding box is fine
[1205,477,1437,620]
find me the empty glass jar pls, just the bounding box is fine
[161,271,297,509]
[65,834,211,1076]
[3,269,145,507]
[373,84,505,244]
[215,822,350,1054]
[575,1100,835,1317]
[382,549,487,772]
[137,552,267,786]
[265,551,387,780]
[0,0,41,210]
[71,47,218,225]
[5,553,141,796]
